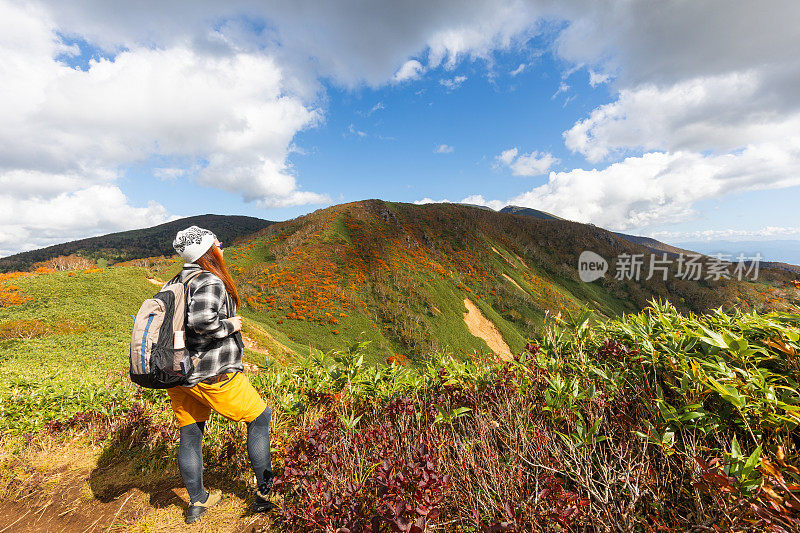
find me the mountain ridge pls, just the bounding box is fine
[217,199,797,361]
[1,199,797,363]
[0,214,274,272]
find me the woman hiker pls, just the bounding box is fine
[169,225,276,524]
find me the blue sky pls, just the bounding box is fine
[2,1,799,261]
[122,43,613,221]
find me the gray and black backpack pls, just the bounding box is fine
[129,272,201,388]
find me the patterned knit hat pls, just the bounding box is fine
[173,226,217,263]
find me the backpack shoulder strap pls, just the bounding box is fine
[182,270,205,298]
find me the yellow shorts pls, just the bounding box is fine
[167,372,267,427]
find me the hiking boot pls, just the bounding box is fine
[251,482,280,513]
[185,489,222,524]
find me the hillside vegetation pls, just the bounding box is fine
[1,200,799,530]
[1,263,799,530]
[225,200,797,362]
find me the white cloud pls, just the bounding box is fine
[414,195,503,211]
[542,1,800,233]
[495,148,558,176]
[0,168,115,198]
[505,138,800,230]
[588,70,610,87]
[154,167,186,181]
[414,197,450,205]
[0,185,174,256]
[394,59,424,82]
[551,82,569,98]
[435,144,454,154]
[460,194,504,211]
[348,124,367,138]
[497,148,519,166]
[512,152,559,176]
[510,63,527,76]
[649,227,800,243]
[466,135,800,232]
[38,1,546,89]
[563,72,800,162]
[552,1,800,90]
[550,0,800,176]
[0,1,332,253]
[440,75,467,90]
[423,1,542,70]
[32,1,800,101]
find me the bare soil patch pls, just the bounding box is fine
[241,334,269,358]
[462,298,512,361]
[490,247,516,268]
[0,442,273,532]
[501,273,528,295]
[513,253,529,269]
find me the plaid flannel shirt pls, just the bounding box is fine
[180,263,244,386]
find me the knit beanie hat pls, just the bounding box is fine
[173,226,217,263]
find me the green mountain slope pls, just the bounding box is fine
[0,214,274,272]
[2,200,797,373]
[1,218,798,531]
[220,200,798,363]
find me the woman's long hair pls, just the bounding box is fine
[195,243,241,307]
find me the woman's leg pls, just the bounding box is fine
[178,421,208,503]
[245,406,272,489]
[187,374,271,494]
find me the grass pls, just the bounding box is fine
[218,200,799,366]
[252,300,800,531]
[323,214,353,245]
[1,264,799,530]
[1,201,799,529]
[0,267,157,434]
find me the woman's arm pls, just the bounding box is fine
[187,278,235,339]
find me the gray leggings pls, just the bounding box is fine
[178,406,272,503]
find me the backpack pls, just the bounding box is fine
[129,271,202,389]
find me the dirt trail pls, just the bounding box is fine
[0,443,271,532]
[240,335,268,372]
[502,273,527,295]
[491,246,516,268]
[462,298,512,361]
[243,322,296,362]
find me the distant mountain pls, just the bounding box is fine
[761,262,800,274]
[500,206,798,270]
[500,205,699,256]
[612,233,699,257]
[0,214,274,272]
[674,239,800,267]
[500,205,563,220]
